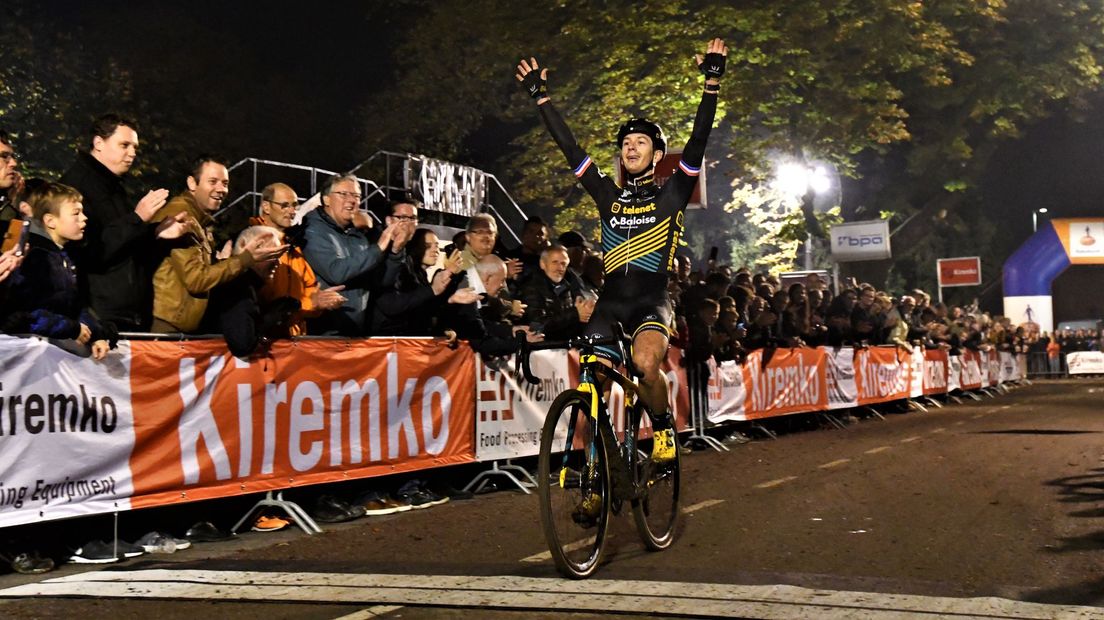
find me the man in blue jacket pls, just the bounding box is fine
[301,175,413,335]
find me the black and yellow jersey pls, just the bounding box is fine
[537,90,717,277]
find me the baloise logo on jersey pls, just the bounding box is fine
[609,202,657,228]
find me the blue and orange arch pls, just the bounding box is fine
[1003,218,1104,332]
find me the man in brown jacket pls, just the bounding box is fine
[150,156,286,333]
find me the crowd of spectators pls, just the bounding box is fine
[3,116,1104,371]
[5,114,1104,575]
[2,115,1103,374]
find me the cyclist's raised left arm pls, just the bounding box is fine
[678,38,728,180]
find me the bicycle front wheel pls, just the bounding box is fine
[630,404,681,550]
[537,389,611,579]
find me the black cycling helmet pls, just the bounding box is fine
[616,118,666,154]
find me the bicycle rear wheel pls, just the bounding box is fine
[629,404,681,550]
[537,390,611,579]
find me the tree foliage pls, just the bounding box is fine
[357,0,1104,289]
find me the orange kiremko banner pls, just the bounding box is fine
[854,346,912,405]
[0,333,1021,528]
[127,339,475,508]
[742,347,828,420]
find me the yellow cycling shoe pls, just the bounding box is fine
[572,493,603,527]
[651,428,676,464]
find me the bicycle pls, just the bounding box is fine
[516,323,681,579]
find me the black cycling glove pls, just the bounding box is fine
[698,52,726,80]
[521,69,547,100]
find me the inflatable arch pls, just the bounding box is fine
[1003,218,1104,333]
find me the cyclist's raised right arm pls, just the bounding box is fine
[516,57,607,202]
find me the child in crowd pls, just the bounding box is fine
[1,182,112,359]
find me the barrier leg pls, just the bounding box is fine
[820,412,848,430]
[963,391,983,401]
[909,400,928,413]
[860,406,885,421]
[463,460,536,495]
[923,397,943,408]
[231,490,322,535]
[749,423,777,440]
[683,363,728,452]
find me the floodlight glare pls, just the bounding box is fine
[774,162,810,197]
[810,166,831,194]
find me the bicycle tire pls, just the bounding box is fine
[537,389,611,579]
[629,403,681,550]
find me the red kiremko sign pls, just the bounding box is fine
[937,256,982,287]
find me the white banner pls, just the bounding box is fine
[909,348,925,399]
[474,351,569,461]
[825,347,858,410]
[1067,351,1104,375]
[706,358,747,423]
[830,219,891,262]
[0,335,136,526]
[947,355,962,392]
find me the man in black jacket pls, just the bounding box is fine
[518,244,594,340]
[59,114,174,332]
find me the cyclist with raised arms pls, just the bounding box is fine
[516,38,726,464]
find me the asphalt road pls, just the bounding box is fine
[2,378,1103,619]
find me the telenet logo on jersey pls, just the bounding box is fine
[610,202,656,215]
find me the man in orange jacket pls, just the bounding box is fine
[253,182,345,335]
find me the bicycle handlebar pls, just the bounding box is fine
[515,323,631,385]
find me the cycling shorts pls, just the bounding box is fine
[584,272,673,363]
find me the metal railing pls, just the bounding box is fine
[216,158,383,225]
[346,150,527,245]
[215,152,528,245]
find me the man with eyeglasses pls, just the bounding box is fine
[0,130,25,288]
[459,213,499,272]
[302,174,414,335]
[253,182,346,335]
[0,130,23,228]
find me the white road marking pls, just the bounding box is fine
[519,499,726,563]
[681,499,725,514]
[900,436,921,443]
[519,534,599,564]
[929,428,946,434]
[332,605,404,620]
[2,569,1101,620]
[954,421,965,426]
[755,476,798,489]
[818,459,851,469]
[972,414,985,419]
[864,446,891,455]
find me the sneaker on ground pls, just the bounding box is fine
[651,428,676,463]
[312,495,365,523]
[356,490,412,516]
[11,553,54,574]
[135,531,188,554]
[185,521,234,542]
[394,480,449,510]
[68,541,122,564]
[252,515,290,532]
[115,540,145,558]
[723,431,751,445]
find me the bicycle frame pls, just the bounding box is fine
[522,329,645,503]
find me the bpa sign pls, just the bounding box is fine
[830,220,892,262]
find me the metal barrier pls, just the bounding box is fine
[1025,351,1067,378]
